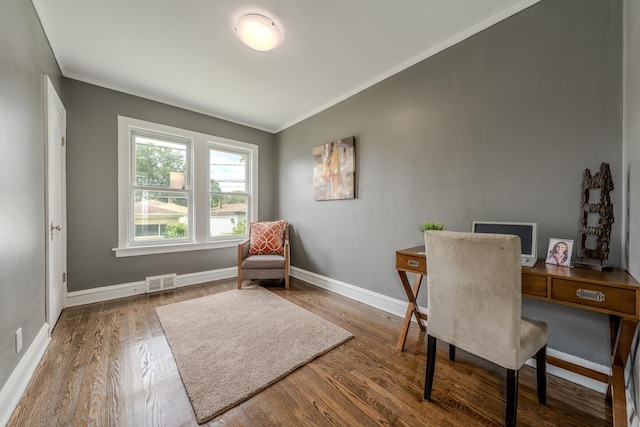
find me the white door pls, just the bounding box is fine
[45,76,67,333]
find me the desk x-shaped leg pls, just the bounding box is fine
[607,316,638,427]
[396,270,427,351]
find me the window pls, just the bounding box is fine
[133,132,190,243]
[115,116,258,257]
[209,148,248,238]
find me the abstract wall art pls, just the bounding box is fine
[313,136,356,201]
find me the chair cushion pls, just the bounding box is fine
[242,254,286,269]
[249,220,286,255]
[518,316,548,367]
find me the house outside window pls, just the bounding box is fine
[115,116,258,257]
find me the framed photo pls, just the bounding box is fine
[312,136,356,200]
[545,238,574,267]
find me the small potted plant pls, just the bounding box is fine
[418,221,446,233]
[418,221,445,253]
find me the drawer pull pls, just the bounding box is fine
[576,289,605,302]
[407,260,421,268]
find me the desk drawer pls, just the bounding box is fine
[396,254,426,274]
[551,279,637,315]
[523,274,547,297]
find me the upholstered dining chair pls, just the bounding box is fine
[423,231,547,427]
[237,220,290,289]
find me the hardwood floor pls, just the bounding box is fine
[8,278,612,426]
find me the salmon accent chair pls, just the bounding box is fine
[237,220,290,289]
[423,230,547,427]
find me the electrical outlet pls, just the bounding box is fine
[15,328,22,353]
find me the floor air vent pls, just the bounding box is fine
[145,274,177,293]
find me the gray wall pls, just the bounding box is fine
[65,80,276,291]
[276,0,622,365]
[625,0,640,280]
[624,0,640,419]
[0,1,64,389]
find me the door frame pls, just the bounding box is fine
[44,75,67,333]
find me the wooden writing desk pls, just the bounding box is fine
[395,245,640,427]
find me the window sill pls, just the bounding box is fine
[112,239,243,258]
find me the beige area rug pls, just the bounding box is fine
[156,286,354,424]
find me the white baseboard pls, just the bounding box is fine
[524,348,609,393]
[291,266,610,393]
[0,323,50,427]
[290,267,425,318]
[176,267,237,288]
[66,280,146,307]
[66,267,237,307]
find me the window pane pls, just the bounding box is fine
[135,135,187,188]
[134,190,189,241]
[210,194,247,237]
[210,149,246,193]
[135,224,160,237]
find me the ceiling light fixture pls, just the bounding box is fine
[235,14,282,52]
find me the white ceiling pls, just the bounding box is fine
[33,0,539,133]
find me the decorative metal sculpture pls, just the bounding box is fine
[577,162,614,264]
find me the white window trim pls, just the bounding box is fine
[114,116,258,257]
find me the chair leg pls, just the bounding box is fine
[237,275,242,289]
[424,335,437,401]
[505,369,518,427]
[449,344,456,361]
[536,345,547,405]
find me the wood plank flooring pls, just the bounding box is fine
[8,278,612,426]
